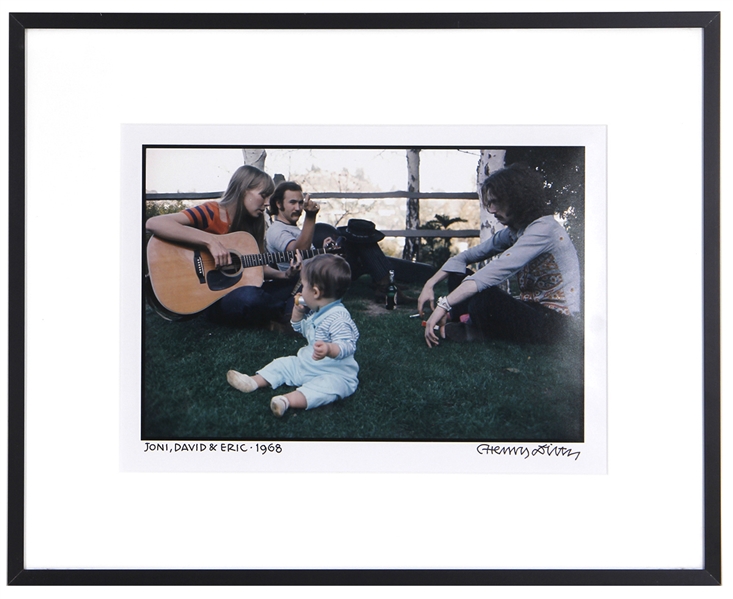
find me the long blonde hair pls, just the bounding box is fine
[220,165,275,251]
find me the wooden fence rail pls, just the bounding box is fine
[145,191,481,239]
[381,229,479,238]
[145,191,479,201]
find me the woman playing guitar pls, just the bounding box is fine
[146,165,301,326]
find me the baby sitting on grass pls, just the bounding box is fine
[227,253,360,417]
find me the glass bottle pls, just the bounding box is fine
[385,270,397,310]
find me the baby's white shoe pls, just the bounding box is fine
[226,370,258,393]
[270,395,290,417]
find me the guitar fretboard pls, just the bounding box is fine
[239,247,331,268]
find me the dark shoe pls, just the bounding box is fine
[444,322,486,343]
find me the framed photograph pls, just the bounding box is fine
[7,9,721,587]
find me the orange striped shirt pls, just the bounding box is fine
[182,201,229,235]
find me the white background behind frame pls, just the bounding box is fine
[1,0,728,596]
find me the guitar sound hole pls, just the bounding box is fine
[220,253,242,277]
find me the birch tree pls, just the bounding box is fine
[477,149,506,242]
[477,149,508,291]
[403,148,420,261]
[242,148,267,169]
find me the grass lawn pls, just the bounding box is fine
[143,276,584,442]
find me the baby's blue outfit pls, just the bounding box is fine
[257,300,359,409]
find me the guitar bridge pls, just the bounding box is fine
[193,250,205,284]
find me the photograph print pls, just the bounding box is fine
[142,143,587,445]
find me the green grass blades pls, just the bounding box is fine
[143,276,583,442]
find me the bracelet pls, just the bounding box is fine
[436,296,452,312]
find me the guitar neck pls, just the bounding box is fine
[240,246,331,268]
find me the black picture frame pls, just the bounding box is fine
[7,11,721,586]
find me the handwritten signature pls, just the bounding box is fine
[476,443,580,461]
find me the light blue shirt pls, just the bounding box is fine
[266,220,309,271]
[442,215,581,315]
[292,300,359,359]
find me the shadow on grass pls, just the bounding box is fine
[143,276,583,442]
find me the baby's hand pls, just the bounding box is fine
[291,294,308,320]
[293,293,307,310]
[312,340,330,361]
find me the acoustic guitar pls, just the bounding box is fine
[147,231,340,316]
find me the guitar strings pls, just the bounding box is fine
[236,247,334,269]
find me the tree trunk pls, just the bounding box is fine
[477,150,509,291]
[242,149,267,170]
[477,149,506,242]
[403,149,420,260]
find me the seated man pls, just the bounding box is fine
[266,181,412,303]
[419,163,581,346]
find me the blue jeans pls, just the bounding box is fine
[206,278,296,326]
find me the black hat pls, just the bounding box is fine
[336,219,385,244]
